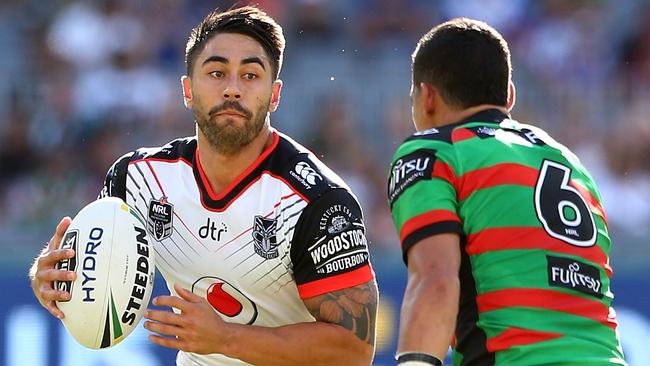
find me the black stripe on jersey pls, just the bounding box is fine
[266,270,291,290]
[405,109,509,143]
[401,221,464,264]
[100,152,132,200]
[103,134,343,213]
[252,261,286,284]
[456,239,495,365]
[132,163,158,198]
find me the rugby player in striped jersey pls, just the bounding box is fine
[388,18,626,366]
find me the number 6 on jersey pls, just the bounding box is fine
[534,159,597,247]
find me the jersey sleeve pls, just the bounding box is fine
[388,144,463,264]
[290,189,375,299]
[98,152,133,200]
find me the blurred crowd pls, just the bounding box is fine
[1,0,649,267]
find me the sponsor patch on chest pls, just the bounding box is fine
[546,255,603,298]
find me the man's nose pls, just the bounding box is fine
[223,79,241,100]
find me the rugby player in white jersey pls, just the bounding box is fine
[29,6,377,365]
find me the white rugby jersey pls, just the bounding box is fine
[99,129,374,365]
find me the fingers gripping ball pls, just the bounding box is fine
[55,197,156,349]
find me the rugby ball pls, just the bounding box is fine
[55,197,155,349]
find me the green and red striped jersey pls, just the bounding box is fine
[388,109,626,365]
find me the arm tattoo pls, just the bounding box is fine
[304,280,378,346]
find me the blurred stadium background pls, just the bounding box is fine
[1,0,649,365]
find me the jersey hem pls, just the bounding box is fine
[296,265,375,299]
[402,221,464,264]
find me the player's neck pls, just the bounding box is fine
[197,125,274,195]
[431,104,509,128]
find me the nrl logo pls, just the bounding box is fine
[148,196,173,241]
[252,216,279,259]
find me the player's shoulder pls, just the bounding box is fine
[393,109,516,160]
[108,136,196,169]
[272,132,354,203]
[128,136,197,163]
[392,125,456,167]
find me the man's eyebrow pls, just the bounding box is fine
[241,56,266,70]
[202,55,228,66]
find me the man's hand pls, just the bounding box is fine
[29,217,76,319]
[144,283,234,355]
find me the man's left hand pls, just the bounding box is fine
[144,283,233,355]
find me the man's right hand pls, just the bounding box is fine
[29,217,76,319]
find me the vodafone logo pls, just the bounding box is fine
[192,276,258,325]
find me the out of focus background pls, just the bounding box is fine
[1,0,649,365]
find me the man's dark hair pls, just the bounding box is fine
[185,6,285,79]
[412,18,511,108]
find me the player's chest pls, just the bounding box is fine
[143,188,305,281]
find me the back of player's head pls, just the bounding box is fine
[185,6,285,80]
[412,18,511,108]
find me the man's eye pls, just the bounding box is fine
[243,73,257,80]
[209,71,224,78]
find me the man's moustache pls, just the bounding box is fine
[209,101,252,118]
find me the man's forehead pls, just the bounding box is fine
[200,33,271,65]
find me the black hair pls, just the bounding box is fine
[185,6,285,79]
[412,18,511,108]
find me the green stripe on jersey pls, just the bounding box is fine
[482,308,624,365]
[460,186,538,233]
[391,178,458,230]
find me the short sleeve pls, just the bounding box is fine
[98,152,133,200]
[388,147,463,264]
[290,189,375,299]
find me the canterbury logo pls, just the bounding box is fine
[295,162,322,185]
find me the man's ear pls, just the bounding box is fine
[506,81,516,112]
[181,75,193,109]
[268,80,283,113]
[420,82,438,116]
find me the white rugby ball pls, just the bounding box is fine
[55,197,155,349]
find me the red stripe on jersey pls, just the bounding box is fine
[569,180,608,224]
[486,327,563,352]
[477,288,617,330]
[130,156,192,167]
[195,131,280,201]
[432,160,457,185]
[145,160,166,196]
[466,227,611,277]
[452,128,476,143]
[457,163,538,201]
[297,265,375,299]
[400,209,461,243]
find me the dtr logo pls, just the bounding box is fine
[198,218,228,242]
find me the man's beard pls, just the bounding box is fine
[195,99,269,156]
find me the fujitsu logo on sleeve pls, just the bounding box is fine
[388,149,436,207]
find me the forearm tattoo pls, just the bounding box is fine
[305,281,378,345]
